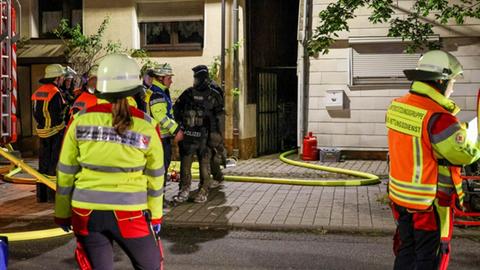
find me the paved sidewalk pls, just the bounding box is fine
[164,180,394,233]
[0,156,478,236]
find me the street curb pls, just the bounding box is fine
[163,221,480,238]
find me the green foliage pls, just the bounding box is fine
[208,40,244,98]
[209,56,221,82]
[209,40,243,82]
[231,87,241,97]
[308,0,480,55]
[54,17,110,75]
[54,16,150,76]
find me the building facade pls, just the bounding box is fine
[300,0,480,157]
[16,0,304,159]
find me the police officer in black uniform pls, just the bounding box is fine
[173,65,224,203]
[208,79,227,188]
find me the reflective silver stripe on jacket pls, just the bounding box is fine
[79,162,145,173]
[166,121,175,130]
[58,162,80,174]
[76,125,151,150]
[143,113,153,124]
[150,98,166,105]
[73,189,147,205]
[430,123,461,144]
[57,185,74,195]
[147,188,164,197]
[159,117,169,125]
[144,167,165,177]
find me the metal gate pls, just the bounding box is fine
[256,67,297,156]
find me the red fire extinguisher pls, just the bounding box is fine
[302,132,318,161]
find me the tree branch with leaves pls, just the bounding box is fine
[308,0,480,55]
[54,16,149,76]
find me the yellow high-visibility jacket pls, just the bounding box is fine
[55,103,165,223]
[145,80,179,137]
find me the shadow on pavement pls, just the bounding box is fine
[162,187,232,255]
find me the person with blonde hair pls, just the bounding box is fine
[55,54,165,270]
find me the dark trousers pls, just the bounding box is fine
[37,131,63,202]
[76,211,162,270]
[179,141,211,191]
[162,138,172,184]
[393,204,440,270]
[208,132,225,182]
[38,131,63,175]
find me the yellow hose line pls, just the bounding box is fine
[279,149,380,184]
[2,175,37,184]
[170,149,380,186]
[0,147,56,190]
[0,149,379,242]
[2,228,71,242]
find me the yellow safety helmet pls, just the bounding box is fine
[404,50,463,81]
[96,54,143,101]
[39,64,67,83]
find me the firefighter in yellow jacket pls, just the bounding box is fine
[386,50,480,270]
[32,64,68,202]
[55,54,164,270]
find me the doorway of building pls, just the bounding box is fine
[247,0,299,156]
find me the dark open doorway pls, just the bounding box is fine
[247,0,299,156]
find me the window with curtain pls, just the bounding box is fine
[137,1,204,51]
[38,0,83,38]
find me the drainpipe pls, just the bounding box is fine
[232,0,240,158]
[297,0,310,154]
[220,0,226,90]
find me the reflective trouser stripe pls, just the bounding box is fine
[73,189,147,205]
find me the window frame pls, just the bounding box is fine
[139,21,204,52]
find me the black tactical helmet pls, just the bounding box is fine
[192,65,209,78]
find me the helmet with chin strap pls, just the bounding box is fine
[96,54,143,101]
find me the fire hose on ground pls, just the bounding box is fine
[0,147,380,241]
